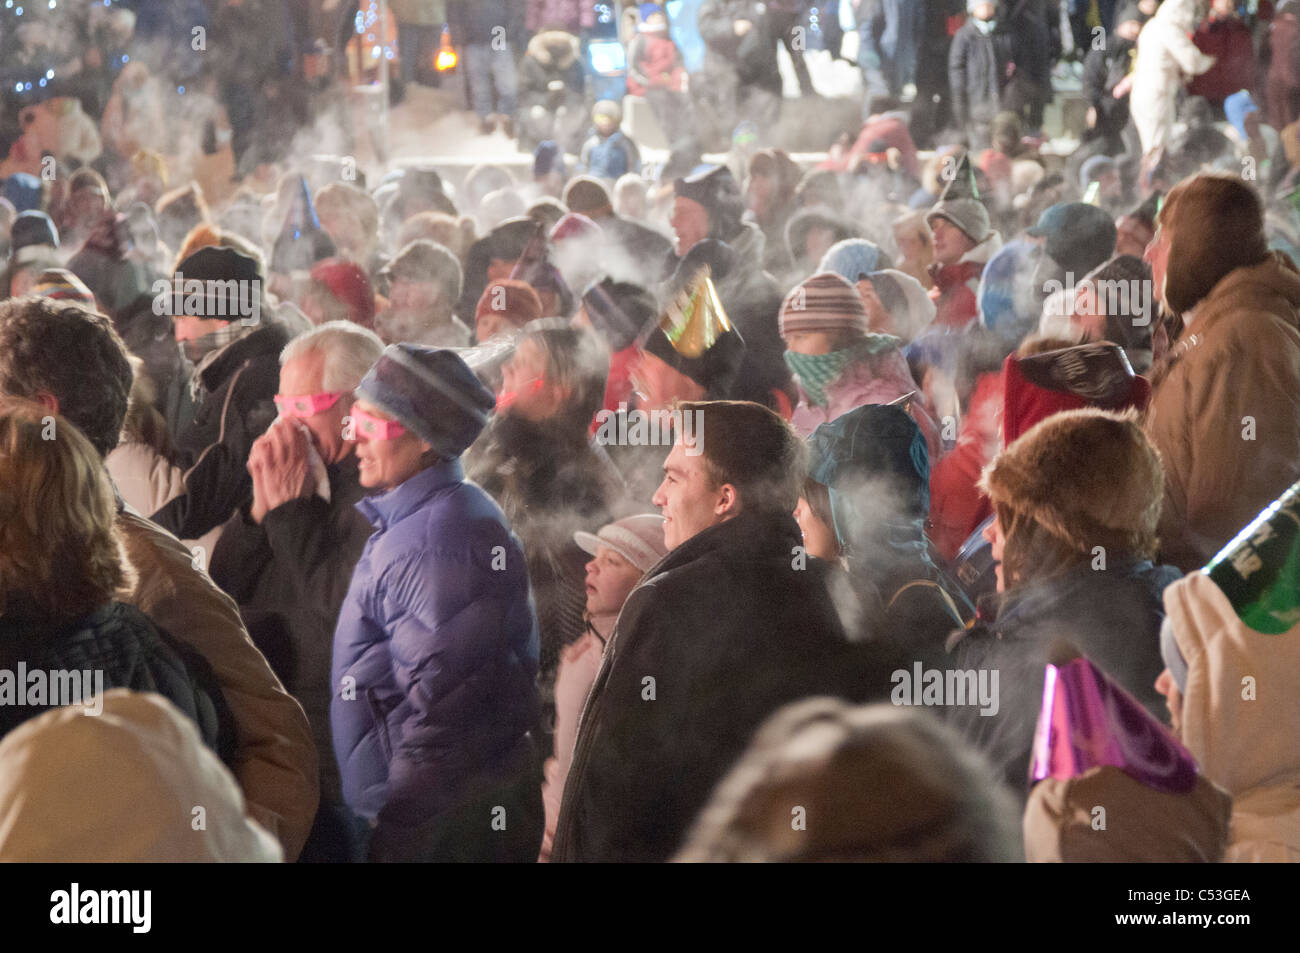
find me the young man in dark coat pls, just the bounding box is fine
[209,321,385,862]
[150,246,292,542]
[552,400,899,862]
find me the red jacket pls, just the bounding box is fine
[1189,16,1256,106]
[929,371,1002,562]
[929,260,984,330]
[627,34,686,96]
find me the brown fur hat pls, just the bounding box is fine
[981,407,1164,557]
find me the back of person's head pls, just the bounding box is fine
[982,407,1163,588]
[676,698,1021,861]
[155,182,209,249]
[315,181,380,239]
[0,689,282,862]
[1158,173,1269,313]
[677,400,805,517]
[397,211,475,260]
[0,397,129,627]
[0,297,131,457]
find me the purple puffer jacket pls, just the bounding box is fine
[527,0,595,33]
[331,459,540,828]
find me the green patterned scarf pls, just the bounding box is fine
[784,336,901,408]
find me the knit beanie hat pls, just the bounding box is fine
[927,153,991,244]
[1159,173,1270,314]
[1,173,42,214]
[785,207,859,263]
[779,272,871,338]
[977,239,1040,342]
[475,279,544,328]
[563,176,614,218]
[818,238,888,284]
[866,268,936,341]
[534,141,566,180]
[310,257,375,329]
[674,165,744,241]
[981,407,1163,555]
[355,344,495,457]
[10,209,59,260]
[583,277,657,352]
[30,267,95,307]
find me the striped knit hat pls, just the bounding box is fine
[778,272,870,338]
[30,268,95,307]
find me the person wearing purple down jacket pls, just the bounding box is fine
[331,344,542,862]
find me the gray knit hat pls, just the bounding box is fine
[926,153,991,245]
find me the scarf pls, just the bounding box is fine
[784,335,903,408]
[186,321,256,401]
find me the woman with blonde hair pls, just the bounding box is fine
[0,398,230,752]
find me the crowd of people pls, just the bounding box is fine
[0,0,1297,864]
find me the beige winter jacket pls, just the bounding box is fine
[1024,765,1232,862]
[115,507,319,860]
[106,440,221,558]
[1164,571,1300,862]
[1146,254,1300,572]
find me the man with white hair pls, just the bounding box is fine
[209,320,385,862]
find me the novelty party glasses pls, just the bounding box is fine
[274,390,346,418]
[351,403,408,440]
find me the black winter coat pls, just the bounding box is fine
[697,0,782,92]
[0,601,234,760]
[551,509,902,862]
[1082,35,1136,141]
[465,415,624,722]
[948,20,1011,128]
[944,558,1181,799]
[208,454,374,802]
[152,321,292,541]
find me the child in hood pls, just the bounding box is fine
[580,100,642,182]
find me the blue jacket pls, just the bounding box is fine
[331,459,540,826]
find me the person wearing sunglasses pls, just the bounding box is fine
[207,320,386,863]
[332,343,543,863]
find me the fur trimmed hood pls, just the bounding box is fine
[527,30,581,69]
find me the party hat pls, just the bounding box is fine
[1029,643,1199,794]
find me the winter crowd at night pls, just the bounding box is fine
[0,0,1295,870]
